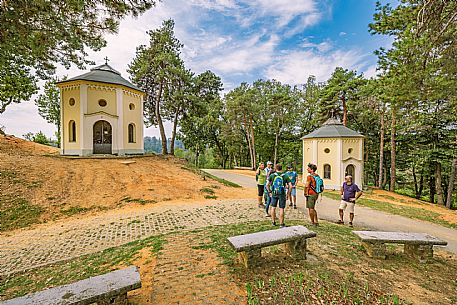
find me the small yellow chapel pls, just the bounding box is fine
[302,118,365,189]
[57,62,145,156]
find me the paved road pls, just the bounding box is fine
[204,169,457,254]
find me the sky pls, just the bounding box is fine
[0,0,393,139]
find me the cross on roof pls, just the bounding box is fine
[104,56,109,65]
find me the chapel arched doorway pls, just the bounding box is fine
[345,164,355,181]
[93,120,112,154]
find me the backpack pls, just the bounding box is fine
[310,175,324,194]
[272,173,286,196]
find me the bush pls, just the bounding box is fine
[32,131,50,145]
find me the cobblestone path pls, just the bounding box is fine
[151,233,246,305]
[0,199,305,276]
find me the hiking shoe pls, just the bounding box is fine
[337,220,344,225]
[312,223,319,227]
[272,222,277,226]
[293,205,297,209]
[280,224,287,228]
[289,202,293,207]
[265,213,270,217]
[349,222,353,227]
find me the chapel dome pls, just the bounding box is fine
[58,63,143,92]
[302,118,364,139]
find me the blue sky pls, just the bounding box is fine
[1,0,393,139]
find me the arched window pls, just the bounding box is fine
[346,164,355,181]
[128,123,135,143]
[69,120,76,142]
[324,164,331,179]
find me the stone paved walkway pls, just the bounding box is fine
[0,199,305,276]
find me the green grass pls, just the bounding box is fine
[120,197,157,205]
[0,235,166,300]
[0,195,43,231]
[322,191,457,229]
[200,187,215,195]
[181,165,242,188]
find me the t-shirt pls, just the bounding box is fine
[342,182,361,202]
[306,174,318,196]
[257,168,267,185]
[267,171,291,198]
[286,171,298,186]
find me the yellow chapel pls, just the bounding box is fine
[302,118,365,189]
[56,63,145,156]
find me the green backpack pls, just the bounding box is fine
[272,173,286,196]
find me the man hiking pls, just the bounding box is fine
[285,165,298,209]
[255,162,267,207]
[339,175,363,227]
[266,163,292,228]
[304,163,321,226]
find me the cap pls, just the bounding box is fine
[287,164,293,169]
[267,161,273,165]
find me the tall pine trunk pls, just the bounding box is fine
[156,81,168,155]
[342,93,347,126]
[390,108,396,192]
[243,115,254,169]
[435,162,445,205]
[378,111,385,188]
[249,116,256,169]
[446,159,457,209]
[274,120,280,165]
[169,107,180,155]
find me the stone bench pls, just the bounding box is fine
[353,231,448,262]
[227,225,316,268]
[0,266,141,305]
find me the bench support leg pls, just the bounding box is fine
[239,249,261,269]
[284,238,307,259]
[362,242,386,259]
[98,292,128,305]
[404,244,433,262]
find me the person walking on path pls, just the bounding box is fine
[266,163,292,228]
[285,165,298,209]
[255,162,267,207]
[338,175,363,227]
[264,161,274,217]
[304,163,320,226]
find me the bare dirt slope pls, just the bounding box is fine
[0,135,250,231]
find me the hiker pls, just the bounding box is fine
[255,162,267,207]
[264,161,274,217]
[285,165,298,209]
[338,175,363,227]
[304,163,323,226]
[266,163,292,228]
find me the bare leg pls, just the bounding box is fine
[307,208,314,223]
[313,208,319,224]
[339,209,344,222]
[279,208,284,225]
[271,207,276,224]
[349,213,354,223]
[293,195,297,205]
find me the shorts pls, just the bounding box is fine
[306,195,318,209]
[289,187,296,197]
[257,185,265,197]
[271,195,286,209]
[339,200,355,213]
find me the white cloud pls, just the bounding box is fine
[266,48,369,84]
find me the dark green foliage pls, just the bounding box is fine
[0,0,157,114]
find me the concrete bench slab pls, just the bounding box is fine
[0,266,141,305]
[227,226,316,268]
[353,231,448,262]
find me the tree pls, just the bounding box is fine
[0,0,157,115]
[129,19,184,155]
[35,77,63,147]
[318,67,365,125]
